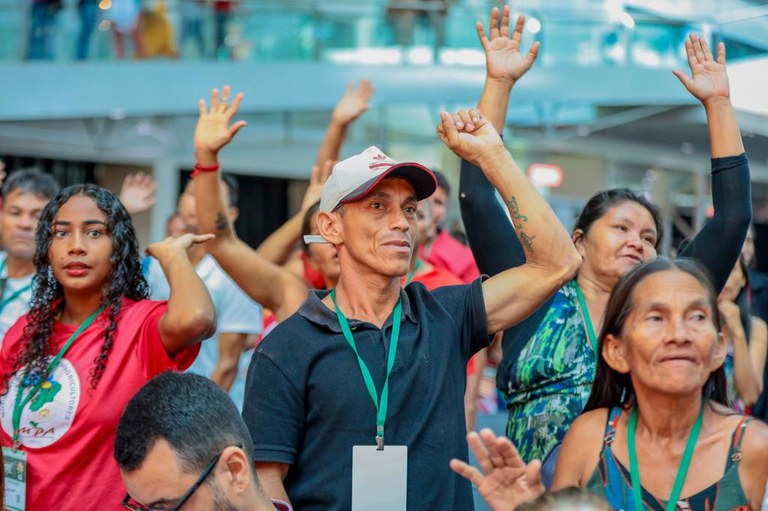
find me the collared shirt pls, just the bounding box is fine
[144,254,262,409]
[243,279,490,511]
[0,251,34,344]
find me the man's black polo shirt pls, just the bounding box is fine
[242,279,490,511]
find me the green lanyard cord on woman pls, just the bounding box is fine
[0,258,33,316]
[11,303,107,448]
[331,289,402,450]
[574,281,598,356]
[627,401,705,511]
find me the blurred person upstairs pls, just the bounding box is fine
[27,0,62,60]
[387,0,449,56]
[75,0,100,60]
[213,0,235,60]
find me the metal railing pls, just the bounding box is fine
[0,0,705,67]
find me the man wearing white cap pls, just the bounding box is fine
[192,86,580,511]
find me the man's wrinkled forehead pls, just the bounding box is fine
[344,176,419,206]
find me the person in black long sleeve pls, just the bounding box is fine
[459,7,751,486]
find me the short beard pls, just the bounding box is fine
[210,480,240,511]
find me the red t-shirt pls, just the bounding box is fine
[0,299,199,511]
[426,230,480,284]
[408,265,464,291]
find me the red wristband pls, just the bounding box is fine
[191,162,220,178]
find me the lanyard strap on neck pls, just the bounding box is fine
[627,401,704,511]
[331,289,402,450]
[404,258,423,286]
[12,303,107,446]
[574,281,598,354]
[0,258,33,315]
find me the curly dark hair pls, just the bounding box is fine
[9,184,149,389]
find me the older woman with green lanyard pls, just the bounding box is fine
[451,258,768,511]
[459,9,752,482]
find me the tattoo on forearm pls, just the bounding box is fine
[505,196,535,252]
[519,231,536,253]
[505,196,528,224]
[215,212,228,232]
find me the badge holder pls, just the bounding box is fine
[352,445,407,511]
[3,446,27,511]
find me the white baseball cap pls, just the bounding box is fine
[318,146,436,213]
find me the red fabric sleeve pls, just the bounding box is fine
[135,300,200,378]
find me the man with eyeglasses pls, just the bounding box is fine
[114,371,291,511]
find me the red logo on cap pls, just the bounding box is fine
[369,153,393,171]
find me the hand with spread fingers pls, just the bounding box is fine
[331,79,374,126]
[673,34,729,105]
[119,172,157,215]
[478,6,539,85]
[436,109,505,166]
[450,429,544,511]
[194,85,248,160]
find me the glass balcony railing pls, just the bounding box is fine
[0,0,715,68]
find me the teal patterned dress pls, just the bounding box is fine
[505,280,596,462]
[460,153,752,464]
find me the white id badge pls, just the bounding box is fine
[3,446,27,511]
[351,445,407,511]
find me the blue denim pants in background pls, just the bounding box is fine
[27,2,59,60]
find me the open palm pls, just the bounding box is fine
[194,85,247,155]
[673,34,729,104]
[478,6,539,83]
[331,80,374,125]
[449,430,544,511]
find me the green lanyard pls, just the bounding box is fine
[0,258,32,316]
[11,304,106,447]
[404,259,423,286]
[573,281,598,354]
[627,402,704,511]
[331,289,402,450]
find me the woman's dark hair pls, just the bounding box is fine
[9,184,149,389]
[584,257,729,412]
[574,188,663,250]
[301,200,321,254]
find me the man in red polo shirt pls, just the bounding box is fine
[425,171,480,283]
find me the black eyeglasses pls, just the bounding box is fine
[122,451,222,511]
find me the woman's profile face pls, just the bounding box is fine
[48,194,113,296]
[575,201,658,285]
[606,269,724,398]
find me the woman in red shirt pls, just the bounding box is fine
[0,183,215,510]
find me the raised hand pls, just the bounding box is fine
[119,172,157,215]
[146,233,215,261]
[331,80,374,126]
[449,429,544,511]
[436,109,505,166]
[301,159,334,211]
[673,34,729,106]
[194,85,247,158]
[477,6,539,85]
[718,299,744,339]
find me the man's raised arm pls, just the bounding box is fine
[193,85,309,321]
[437,109,581,334]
